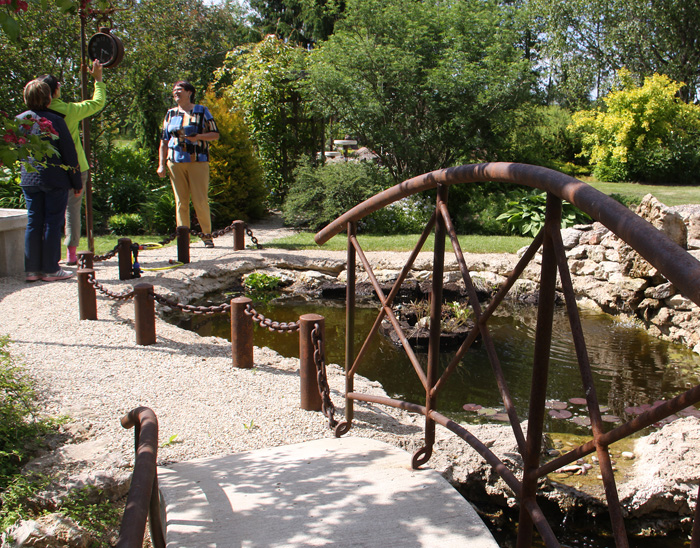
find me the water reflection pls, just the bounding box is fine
[169,296,700,435]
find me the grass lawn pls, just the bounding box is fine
[86,234,177,255]
[268,232,532,254]
[585,180,700,206]
[84,179,697,256]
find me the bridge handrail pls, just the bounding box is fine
[317,162,700,547]
[315,162,700,307]
[116,407,165,548]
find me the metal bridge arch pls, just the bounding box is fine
[315,162,700,548]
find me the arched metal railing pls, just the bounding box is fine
[315,162,700,548]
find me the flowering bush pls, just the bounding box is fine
[0,111,58,176]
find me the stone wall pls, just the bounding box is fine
[521,194,700,353]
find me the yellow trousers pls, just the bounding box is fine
[166,160,212,235]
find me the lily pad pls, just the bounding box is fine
[492,413,510,422]
[548,409,572,420]
[601,414,620,423]
[463,403,482,412]
[572,416,591,427]
[624,405,647,415]
[569,397,587,406]
[477,407,497,416]
[546,400,568,410]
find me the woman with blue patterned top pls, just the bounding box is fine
[157,81,219,248]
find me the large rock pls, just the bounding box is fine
[3,514,90,548]
[636,194,687,248]
[619,417,700,517]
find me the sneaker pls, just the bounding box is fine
[203,239,214,248]
[25,272,42,282]
[42,269,74,282]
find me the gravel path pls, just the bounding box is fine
[0,216,422,474]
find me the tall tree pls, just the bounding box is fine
[212,35,322,203]
[531,0,700,105]
[306,0,537,182]
[248,0,345,47]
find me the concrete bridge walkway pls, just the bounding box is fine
[158,436,500,547]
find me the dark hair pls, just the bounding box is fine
[24,79,52,110]
[174,80,196,102]
[38,74,60,96]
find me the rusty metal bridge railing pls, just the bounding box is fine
[315,162,700,548]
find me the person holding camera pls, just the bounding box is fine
[156,80,219,248]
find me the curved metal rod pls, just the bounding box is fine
[315,162,700,307]
[117,407,165,548]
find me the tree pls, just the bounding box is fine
[0,0,76,42]
[213,35,323,204]
[109,0,255,155]
[306,0,537,182]
[248,0,345,47]
[571,70,700,183]
[530,0,700,106]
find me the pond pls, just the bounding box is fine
[166,292,699,547]
[167,294,700,436]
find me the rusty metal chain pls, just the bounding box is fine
[152,292,232,315]
[157,232,178,246]
[244,224,263,249]
[244,304,299,333]
[93,244,119,262]
[87,272,135,301]
[311,322,338,430]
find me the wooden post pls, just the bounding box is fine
[299,313,323,411]
[233,220,245,251]
[118,238,132,280]
[77,268,97,320]
[177,226,190,264]
[134,283,156,346]
[231,296,253,368]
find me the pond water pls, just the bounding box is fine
[169,295,700,436]
[166,293,699,547]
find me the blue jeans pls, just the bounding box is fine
[22,186,69,273]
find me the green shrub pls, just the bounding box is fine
[107,213,145,235]
[496,191,592,237]
[496,104,582,169]
[361,195,434,234]
[571,70,700,184]
[206,92,267,227]
[91,145,162,232]
[140,189,177,236]
[447,183,531,236]
[244,272,281,291]
[0,337,52,490]
[283,161,394,231]
[608,193,637,209]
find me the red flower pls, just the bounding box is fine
[37,117,58,136]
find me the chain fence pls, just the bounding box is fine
[244,305,300,333]
[311,322,338,430]
[81,253,340,433]
[91,220,264,264]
